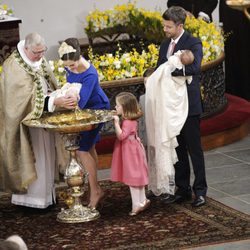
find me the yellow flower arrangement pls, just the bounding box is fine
[51,3,225,84]
[85,3,135,35]
[185,16,224,63]
[85,3,224,63]
[85,3,164,42]
[89,44,158,81]
[51,44,159,84]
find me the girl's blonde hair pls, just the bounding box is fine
[116,92,142,120]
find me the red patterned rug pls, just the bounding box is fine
[1,181,250,250]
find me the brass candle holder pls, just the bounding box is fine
[23,109,113,223]
[226,1,250,20]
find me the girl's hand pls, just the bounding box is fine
[113,115,122,137]
[113,115,120,123]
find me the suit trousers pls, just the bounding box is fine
[174,115,207,197]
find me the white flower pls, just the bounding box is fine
[100,61,109,66]
[0,9,7,15]
[58,67,65,73]
[113,60,121,69]
[99,73,104,81]
[125,71,133,77]
[115,75,122,79]
[131,66,136,71]
[121,53,130,59]
[49,60,55,71]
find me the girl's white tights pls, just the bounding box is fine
[129,186,147,210]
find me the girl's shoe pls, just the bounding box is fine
[129,206,142,216]
[140,199,151,211]
[129,199,151,216]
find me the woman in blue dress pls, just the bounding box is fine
[58,38,110,210]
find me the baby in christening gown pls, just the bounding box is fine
[168,49,194,82]
[146,49,194,196]
[50,82,81,100]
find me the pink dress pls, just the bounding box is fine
[111,119,149,187]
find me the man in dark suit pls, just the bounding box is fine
[167,0,218,22]
[157,6,207,207]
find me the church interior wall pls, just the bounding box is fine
[4,0,219,60]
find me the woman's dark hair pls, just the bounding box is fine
[60,38,81,61]
[162,6,187,25]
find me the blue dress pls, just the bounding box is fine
[66,63,110,151]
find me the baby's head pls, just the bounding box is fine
[65,88,78,97]
[180,50,194,65]
[64,84,81,101]
[143,68,155,85]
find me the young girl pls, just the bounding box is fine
[111,92,150,216]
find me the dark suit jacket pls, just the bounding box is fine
[156,31,203,116]
[167,0,218,21]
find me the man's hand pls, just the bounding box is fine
[54,96,77,109]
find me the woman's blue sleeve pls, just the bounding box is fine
[78,73,97,108]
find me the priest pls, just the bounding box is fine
[0,33,76,209]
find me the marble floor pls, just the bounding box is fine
[188,134,250,250]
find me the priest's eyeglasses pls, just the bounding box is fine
[31,47,48,55]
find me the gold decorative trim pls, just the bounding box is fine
[201,52,225,71]
[101,77,143,88]
[13,50,46,119]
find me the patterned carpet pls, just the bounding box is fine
[1,181,250,250]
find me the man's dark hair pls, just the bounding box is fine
[162,6,187,25]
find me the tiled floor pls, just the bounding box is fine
[188,134,250,250]
[204,134,250,216]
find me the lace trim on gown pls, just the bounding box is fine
[147,138,178,196]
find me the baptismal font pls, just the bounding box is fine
[24,109,113,223]
[57,132,100,223]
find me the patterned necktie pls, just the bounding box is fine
[167,41,176,58]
